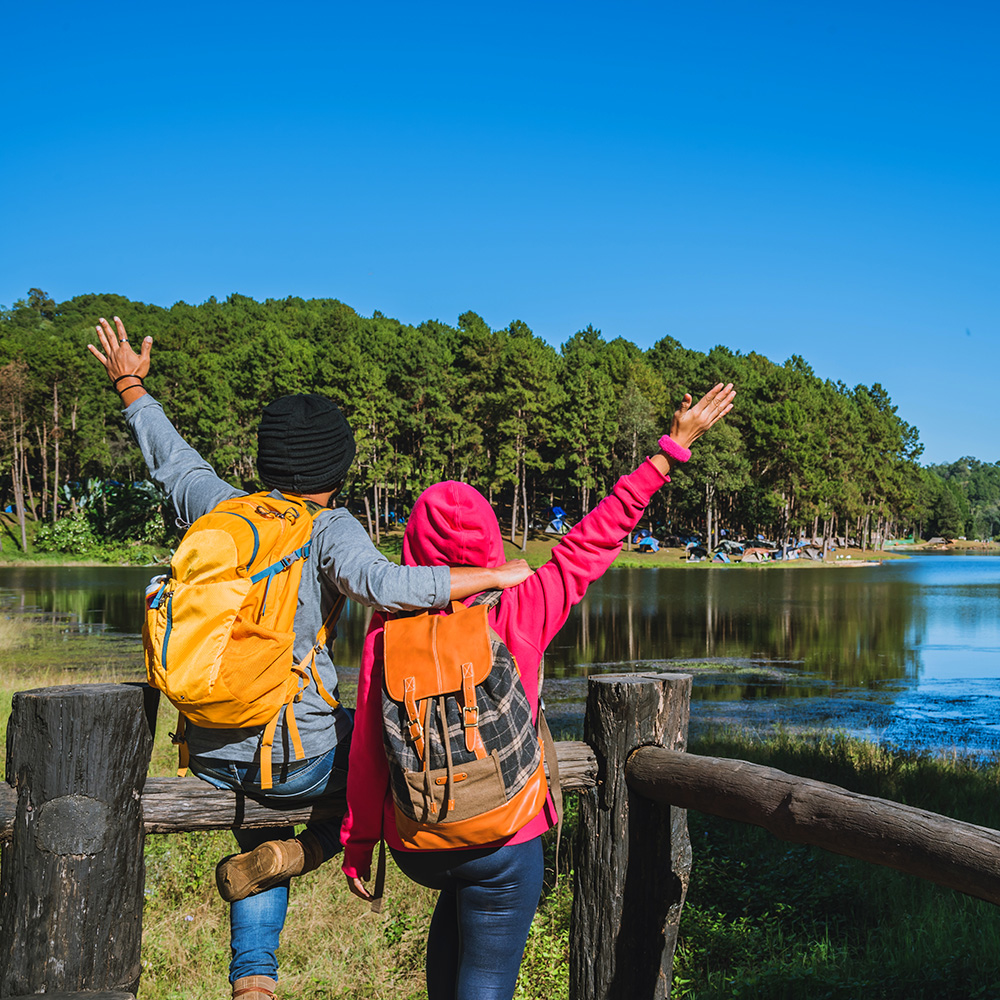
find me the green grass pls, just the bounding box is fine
[5,617,1000,998]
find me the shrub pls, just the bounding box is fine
[34,513,100,553]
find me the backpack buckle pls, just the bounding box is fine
[408,720,424,743]
[169,731,187,745]
[462,705,479,728]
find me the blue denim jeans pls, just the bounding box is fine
[189,736,350,984]
[391,836,545,1000]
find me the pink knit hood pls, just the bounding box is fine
[402,481,506,569]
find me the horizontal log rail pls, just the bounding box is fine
[626,745,1000,906]
[0,740,596,840]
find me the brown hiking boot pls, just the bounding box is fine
[216,831,324,902]
[232,975,278,999]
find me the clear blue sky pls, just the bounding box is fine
[3,1,997,464]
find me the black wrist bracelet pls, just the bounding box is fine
[112,374,144,388]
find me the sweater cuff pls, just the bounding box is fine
[429,565,452,608]
[637,456,670,495]
[122,392,160,421]
[342,847,373,881]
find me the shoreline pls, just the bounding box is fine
[1,539,996,572]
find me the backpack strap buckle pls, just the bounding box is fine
[403,677,426,758]
[460,662,486,758]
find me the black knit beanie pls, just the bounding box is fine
[256,394,356,494]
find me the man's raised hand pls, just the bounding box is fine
[87,316,152,382]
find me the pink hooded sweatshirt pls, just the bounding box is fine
[340,457,670,878]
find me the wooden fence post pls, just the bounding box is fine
[570,673,692,1000]
[0,684,152,997]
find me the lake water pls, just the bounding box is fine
[3,555,999,755]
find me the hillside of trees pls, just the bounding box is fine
[0,289,992,559]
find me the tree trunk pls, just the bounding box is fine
[510,454,520,545]
[705,480,715,551]
[53,383,61,523]
[12,417,27,551]
[520,470,529,551]
[363,494,374,541]
[36,422,49,521]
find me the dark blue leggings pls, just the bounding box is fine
[391,836,544,1000]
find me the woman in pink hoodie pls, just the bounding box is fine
[341,382,735,1000]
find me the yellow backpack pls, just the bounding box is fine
[143,492,343,789]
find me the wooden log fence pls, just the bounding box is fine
[626,745,1000,907]
[2,674,1000,998]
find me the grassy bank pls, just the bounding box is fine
[3,617,1000,997]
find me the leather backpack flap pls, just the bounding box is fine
[383,603,493,701]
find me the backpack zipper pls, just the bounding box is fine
[162,591,174,677]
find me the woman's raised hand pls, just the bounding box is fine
[87,316,152,382]
[669,383,736,450]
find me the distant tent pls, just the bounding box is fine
[712,551,730,563]
[638,536,660,553]
[545,505,571,535]
[686,545,708,562]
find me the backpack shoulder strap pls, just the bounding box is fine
[537,703,563,868]
[304,591,348,708]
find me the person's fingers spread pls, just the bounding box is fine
[96,323,114,355]
[87,343,108,365]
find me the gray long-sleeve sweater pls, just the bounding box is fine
[126,394,451,763]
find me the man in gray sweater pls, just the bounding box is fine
[89,316,530,1000]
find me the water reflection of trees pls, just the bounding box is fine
[545,568,924,690]
[0,567,161,635]
[3,565,968,698]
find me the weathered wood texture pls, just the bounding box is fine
[0,741,596,839]
[140,777,347,834]
[0,685,152,997]
[139,739,596,832]
[570,673,692,1000]
[0,785,12,841]
[627,747,1000,906]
